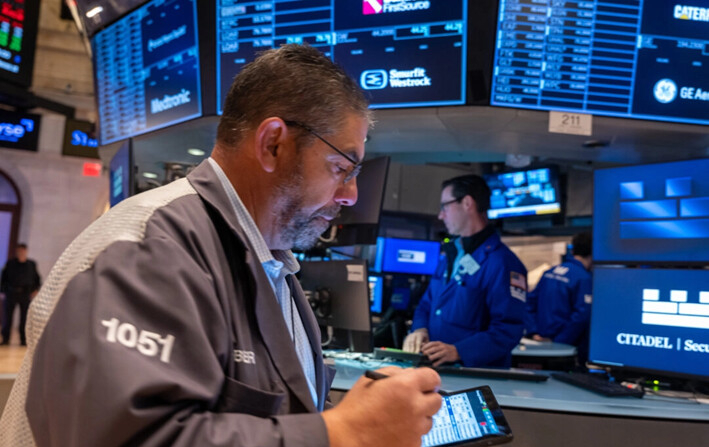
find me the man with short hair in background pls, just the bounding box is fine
[525,232,593,364]
[403,174,527,368]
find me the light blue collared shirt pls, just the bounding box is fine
[208,158,319,408]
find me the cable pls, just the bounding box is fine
[318,225,338,243]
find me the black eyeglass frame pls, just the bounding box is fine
[283,120,362,183]
[439,197,463,212]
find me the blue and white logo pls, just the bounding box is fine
[653,78,677,104]
[360,70,388,90]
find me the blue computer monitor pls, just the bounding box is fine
[490,0,709,126]
[369,275,384,314]
[92,0,203,144]
[593,158,709,264]
[216,1,468,113]
[109,140,132,207]
[590,267,709,381]
[374,237,441,275]
[485,167,562,219]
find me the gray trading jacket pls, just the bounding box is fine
[0,161,333,447]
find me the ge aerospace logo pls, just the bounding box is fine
[360,70,388,90]
[653,78,677,104]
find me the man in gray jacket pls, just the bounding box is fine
[0,44,441,447]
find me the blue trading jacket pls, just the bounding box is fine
[411,232,527,367]
[525,258,592,346]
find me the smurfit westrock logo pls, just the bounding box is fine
[363,0,431,15]
[150,89,192,114]
[148,25,187,52]
[360,70,388,90]
[673,5,709,22]
[653,78,677,104]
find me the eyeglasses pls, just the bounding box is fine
[440,197,462,212]
[284,120,362,184]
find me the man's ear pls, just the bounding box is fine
[254,118,289,173]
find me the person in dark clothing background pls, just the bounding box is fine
[525,232,593,364]
[1,243,41,346]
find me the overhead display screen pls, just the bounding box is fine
[593,158,709,264]
[0,0,40,87]
[93,0,202,145]
[490,0,709,126]
[216,0,468,114]
[485,167,561,219]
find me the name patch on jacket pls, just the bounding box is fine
[234,349,256,364]
[510,271,527,302]
[454,254,480,282]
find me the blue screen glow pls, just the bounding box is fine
[593,158,709,263]
[374,237,441,275]
[590,267,709,380]
[490,0,709,126]
[485,167,561,219]
[369,275,384,314]
[216,0,468,113]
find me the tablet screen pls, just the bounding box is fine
[422,387,511,447]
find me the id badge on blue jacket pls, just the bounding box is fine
[454,254,480,283]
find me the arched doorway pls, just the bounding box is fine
[0,171,21,270]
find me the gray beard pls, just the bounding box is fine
[275,164,341,250]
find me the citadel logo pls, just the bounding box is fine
[363,0,431,15]
[653,78,677,104]
[150,89,192,114]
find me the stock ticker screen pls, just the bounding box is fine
[93,0,202,144]
[216,0,468,114]
[0,0,39,87]
[490,0,709,126]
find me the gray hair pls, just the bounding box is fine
[216,44,373,149]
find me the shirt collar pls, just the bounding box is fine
[208,158,299,276]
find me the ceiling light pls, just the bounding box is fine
[142,172,158,179]
[86,6,103,18]
[187,148,205,156]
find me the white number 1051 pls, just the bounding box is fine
[101,318,175,363]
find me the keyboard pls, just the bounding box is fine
[373,347,432,366]
[435,366,549,382]
[550,372,644,397]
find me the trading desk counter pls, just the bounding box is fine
[330,358,709,447]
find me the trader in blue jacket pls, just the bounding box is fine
[402,174,527,367]
[525,232,593,363]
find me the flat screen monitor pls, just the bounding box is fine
[369,275,384,314]
[298,260,372,352]
[0,0,39,87]
[109,140,133,207]
[93,0,202,144]
[0,109,39,151]
[490,0,709,126]
[485,167,561,219]
[62,119,99,159]
[374,237,441,275]
[216,1,468,113]
[593,158,709,264]
[333,156,390,227]
[590,267,709,381]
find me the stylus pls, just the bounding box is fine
[364,370,389,381]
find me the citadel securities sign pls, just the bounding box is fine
[616,332,709,354]
[0,109,40,151]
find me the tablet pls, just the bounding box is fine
[422,385,513,447]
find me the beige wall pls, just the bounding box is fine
[0,114,108,277]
